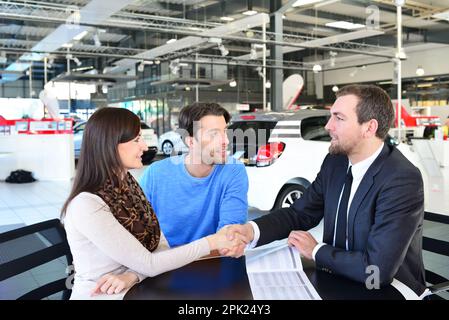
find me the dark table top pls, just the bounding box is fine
[124,256,403,300]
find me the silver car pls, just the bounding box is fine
[74,121,158,163]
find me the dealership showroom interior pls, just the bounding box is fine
[1,0,449,301]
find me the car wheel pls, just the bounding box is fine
[162,141,174,156]
[275,184,306,209]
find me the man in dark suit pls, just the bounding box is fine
[223,84,426,296]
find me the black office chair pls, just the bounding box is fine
[0,219,73,300]
[423,211,449,300]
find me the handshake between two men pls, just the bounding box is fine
[210,223,318,260]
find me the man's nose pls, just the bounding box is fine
[325,118,332,132]
[223,133,230,146]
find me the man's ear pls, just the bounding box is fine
[185,135,194,148]
[363,119,378,138]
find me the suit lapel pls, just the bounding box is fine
[347,144,390,249]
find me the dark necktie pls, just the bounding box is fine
[335,166,353,250]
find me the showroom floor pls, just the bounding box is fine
[0,163,448,299]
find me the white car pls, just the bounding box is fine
[230,110,427,211]
[230,110,330,210]
[74,121,158,163]
[158,130,189,156]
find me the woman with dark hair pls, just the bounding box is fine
[61,107,241,300]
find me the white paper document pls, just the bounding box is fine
[245,242,321,300]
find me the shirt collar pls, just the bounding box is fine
[349,143,384,181]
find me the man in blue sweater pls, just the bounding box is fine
[140,102,248,247]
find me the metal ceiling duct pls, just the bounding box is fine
[107,12,270,73]
[1,0,135,83]
[238,29,385,60]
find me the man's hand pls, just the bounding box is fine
[91,272,139,297]
[287,231,318,260]
[218,223,254,258]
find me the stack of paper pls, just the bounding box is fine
[245,242,321,300]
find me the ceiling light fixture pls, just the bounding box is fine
[169,59,180,75]
[417,83,432,88]
[243,0,257,16]
[229,80,237,87]
[218,43,229,56]
[349,68,358,77]
[292,0,323,7]
[249,43,264,60]
[332,85,339,92]
[312,64,322,73]
[73,30,88,41]
[396,50,407,60]
[48,56,54,68]
[329,51,337,67]
[66,53,81,67]
[325,21,365,30]
[265,81,271,89]
[220,0,234,22]
[93,33,101,47]
[209,37,229,56]
[243,10,257,16]
[72,56,82,67]
[137,61,144,72]
[250,47,258,60]
[73,66,94,72]
[416,66,425,77]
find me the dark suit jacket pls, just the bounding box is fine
[254,143,426,295]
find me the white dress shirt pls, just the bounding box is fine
[249,143,385,261]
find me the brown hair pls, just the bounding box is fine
[61,107,140,218]
[336,84,394,139]
[178,102,230,143]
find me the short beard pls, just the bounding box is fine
[329,142,349,155]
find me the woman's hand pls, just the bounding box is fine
[91,271,139,297]
[206,226,245,252]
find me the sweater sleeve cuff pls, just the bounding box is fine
[197,237,213,258]
[125,269,146,283]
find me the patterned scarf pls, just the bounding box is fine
[95,172,160,252]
